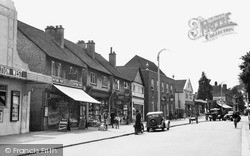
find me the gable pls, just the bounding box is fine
[184,79,193,92]
[134,71,143,84]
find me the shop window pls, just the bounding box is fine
[102,76,108,88]
[90,72,97,85]
[0,85,7,106]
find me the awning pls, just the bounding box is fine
[194,99,207,104]
[54,85,100,104]
[216,100,232,109]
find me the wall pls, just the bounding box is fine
[0,77,30,135]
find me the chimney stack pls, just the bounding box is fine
[86,40,95,59]
[77,40,86,50]
[109,47,116,67]
[45,25,64,48]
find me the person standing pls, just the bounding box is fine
[232,111,240,128]
[110,111,115,128]
[135,110,141,135]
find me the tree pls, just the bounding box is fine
[239,51,250,101]
[231,85,245,112]
[197,72,213,101]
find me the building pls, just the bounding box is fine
[124,55,175,120]
[17,21,100,131]
[117,66,144,122]
[175,79,195,118]
[0,0,52,135]
[211,81,233,112]
[94,48,132,124]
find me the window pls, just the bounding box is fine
[114,79,120,90]
[102,76,108,88]
[10,91,20,122]
[170,85,173,93]
[0,85,7,106]
[51,61,61,77]
[141,86,144,94]
[166,83,169,93]
[162,82,164,92]
[124,82,129,89]
[151,79,154,90]
[90,72,97,85]
[69,66,78,81]
[132,84,135,92]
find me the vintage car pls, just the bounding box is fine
[222,111,234,121]
[146,111,170,132]
[208,108,223,121]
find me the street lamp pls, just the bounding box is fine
[220,81,225,113]
[157,48,169,111]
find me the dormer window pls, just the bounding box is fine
[124,82,129,89]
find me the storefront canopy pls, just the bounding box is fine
[216,100,232,109]
[194,99,207,104]
[54,85,100,104]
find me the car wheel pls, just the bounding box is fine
[147,128,150,132]
[167,123,170,130]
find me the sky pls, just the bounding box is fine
[11,0,250,92]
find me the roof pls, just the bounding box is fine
[175,79,187,93]
[94,53,130,81]
[146,111,163,115]
[64,40,111,75]
[125,55,165,76]
[17,20,87,68]
[116,66,140,81]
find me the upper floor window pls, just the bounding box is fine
[132,84,136,92]
[166,83,169,93]
[151,78,154,90]
[51,61,61,77]
[68,66,78,81]
[124,82,129,89]
[102,76,108,88]
[90,72,97,85]
[161,82,164,92]
[0,85,7,106]
[114,79,120,90]
[170,85,173,93]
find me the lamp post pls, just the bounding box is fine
[220,81,225,113]
[157,49,168,111]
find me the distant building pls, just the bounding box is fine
[175,79,194,118]
[124,55,175,120]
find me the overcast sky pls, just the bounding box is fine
[12,0,250,92]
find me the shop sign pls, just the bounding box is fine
[52,77,82,88]
[0,65,27,79]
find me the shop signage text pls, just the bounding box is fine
[0,65,27,79]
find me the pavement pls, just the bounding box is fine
[0,116,249,156]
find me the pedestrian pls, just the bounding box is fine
[232,111,240,128]
[114,116,120,129]
[135,110,141,135]
[110,111,115,128]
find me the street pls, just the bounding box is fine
[63,121,242,156]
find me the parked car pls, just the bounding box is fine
[146,111,170,132]
[208,108,223,121]
[222,111,233,121]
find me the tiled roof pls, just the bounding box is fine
[64,40,111,75]
[94,53,130,81]
[116,66,140,82]
[17,20,87,68]
[175,79,186,93]
[125,55,165,76]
